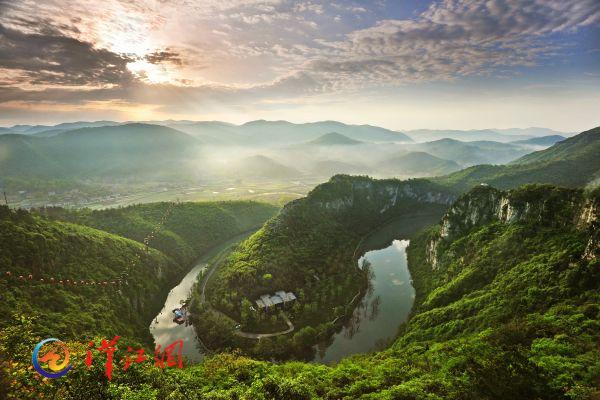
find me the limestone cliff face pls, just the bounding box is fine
[311,175,455,216]
[274,175,456,235]
[426,185,599,269]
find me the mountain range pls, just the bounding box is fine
[434,126,600,192]
[0,121,595,189]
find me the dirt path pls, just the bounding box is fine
[198,231,296,339]
[234,313,295,339]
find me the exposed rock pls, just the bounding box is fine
[428,185,598,270]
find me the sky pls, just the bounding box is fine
[0,0,599,131]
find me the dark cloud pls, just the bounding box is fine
[144,49,183,65]
[0,22,134,86]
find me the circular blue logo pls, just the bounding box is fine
[32,338,73,378]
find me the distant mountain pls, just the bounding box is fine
[305,132,364,146]
[411,138,529,166]
[510,135,566,147]
[165,121,246,145]
[378,151,461,176]
[405,129,533,143]
[0,123,200,180]
[434,126,600,192]
[5,121,119,135]
[239,120,412,144]
[492,127,570,137]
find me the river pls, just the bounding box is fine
[151,214,440,365]
[312,214,441,363]
[149,231,255,363]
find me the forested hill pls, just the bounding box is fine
[0,123,201,179]
[433,126,600,192]
[398,184,599,398]
[38,201,278,266]
[0,206,181,343]
[211,175,456,301]
[5,184,597,399]
[0,201,277,348]
[198,175,455,357]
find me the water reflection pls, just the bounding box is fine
[313,239,415,363]
[150,232,254,364]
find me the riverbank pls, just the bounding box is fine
[150,229,259,363]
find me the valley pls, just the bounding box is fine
[2,2,598,398]
[0,124,598,399]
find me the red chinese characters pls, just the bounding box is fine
[85,337,183,380]
[154,340,183,369]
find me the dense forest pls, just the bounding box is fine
[0,201,277,346]
[194,176,454,357]
[2,184,597,399]
[39,201,278,266]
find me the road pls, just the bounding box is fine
[234,313,295,339]
[197,231,296,339]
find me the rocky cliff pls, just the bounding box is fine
[277,175,456,234]
[426,185,599,269]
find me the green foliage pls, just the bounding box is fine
[38,201,278,266]
[434,127,600,193]
[2,181,598,399]
[198,175,450,358]
[0,207,179,343]
[0,201,277,346]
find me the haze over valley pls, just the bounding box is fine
[0,119,573,209]
[1,0,599,399]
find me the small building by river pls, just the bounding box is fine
[255,291,297,311]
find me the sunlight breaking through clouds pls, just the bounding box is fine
[0,0,598,129]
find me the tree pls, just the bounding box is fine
[293,326,317,350]
[240,299,254,326]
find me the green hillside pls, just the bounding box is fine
[0,200,277,351]
[196,175,454,357]
[434,127,600,192]
[4,184,597,399]
[0,206,182,343]
[512,127,599,165]
[39,201,279,266]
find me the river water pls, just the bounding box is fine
[149,231,254,363]
[151,213,439,365]
[312,238,414,363]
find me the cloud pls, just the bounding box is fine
[307,0,600,85]
[144,49,183,66]
[0,0,598,121]
[0,22,134,87]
